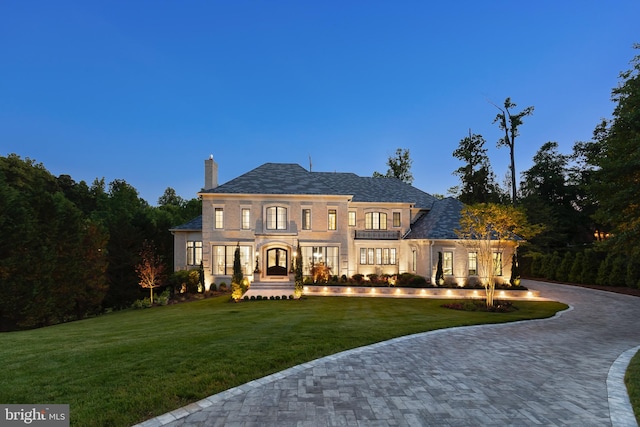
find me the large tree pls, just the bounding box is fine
[492,98,534,205]
[592,45,640,257]
[373,148,414,184]
[449,131,502,204]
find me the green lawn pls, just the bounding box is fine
[625,350,640,423]
[0,296,566,426]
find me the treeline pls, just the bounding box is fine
[0,154,200,331]
[449,46,640,286]
[527,250,640,289]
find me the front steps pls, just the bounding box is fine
[243,281,296,298]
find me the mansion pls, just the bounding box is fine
[170,157,516,290]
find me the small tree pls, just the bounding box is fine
[294,242,303,298]
[231,243,245,300]
[435,252,444,285]
[135,240,166,304]
[456,203,541,307]
[509,252,521,286]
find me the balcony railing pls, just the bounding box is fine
[354,230,401,240]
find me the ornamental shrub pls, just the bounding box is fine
[556,252,573,282]
[568,252,585,284]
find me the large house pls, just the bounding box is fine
[170,157,516,291]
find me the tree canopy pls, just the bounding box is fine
[591,45,640,257]
[373,148,414,184]
[0,154,200,330]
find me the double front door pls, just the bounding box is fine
[266,248,288,276]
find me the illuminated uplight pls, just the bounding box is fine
[303,286,309,292]
[346,287,352,294]
[527,291,533,298]
[420,289,426,295]
[499,291,506,297]
[395,288,401,294]
[371,288,376,294]
[446,290,452,296]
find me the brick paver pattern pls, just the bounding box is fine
[136,280,640,426]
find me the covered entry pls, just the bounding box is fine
[266,248,288,276]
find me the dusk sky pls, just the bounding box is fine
[2,1,639,204]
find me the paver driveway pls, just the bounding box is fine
[137,280,640,426]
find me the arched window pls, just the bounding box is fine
[364,212,387,230]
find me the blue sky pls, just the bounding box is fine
[2,1,638,204]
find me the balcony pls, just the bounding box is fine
[354,230,401,240]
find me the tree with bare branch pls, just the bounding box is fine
[492,98,534,205]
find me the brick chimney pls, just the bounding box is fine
[204,155,218,190]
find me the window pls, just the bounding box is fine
[328,209,337,230]
[302,209,311,230]
[468,252,477,276]
[365,212,387,230]
[443,251,453,275]
[348,211,356,227]
[493,252,503,276]
[393,212,401,227]
[242,208,251,230]
[214,208,224,229]
[187,241,202,266]
[358,247,397,265]
[412,250,417,272]
[212,245,252,275]
[300,246,339,276]
[266,206,287,230]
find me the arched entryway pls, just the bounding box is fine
[266,247,288,276]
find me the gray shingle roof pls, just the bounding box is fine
[405,197,465,239]
[201,163,437,209]
[170,215,202,231]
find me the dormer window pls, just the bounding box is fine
[365,212,387,230]
[266,206,287,230]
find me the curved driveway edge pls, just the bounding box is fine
[135,280,640,427]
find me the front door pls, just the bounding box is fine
[266,248,288,276]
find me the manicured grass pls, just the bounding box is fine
[625,350,640,423]
[0,296,566,426]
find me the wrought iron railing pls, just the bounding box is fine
[354,230,401,240]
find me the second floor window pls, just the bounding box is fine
[365,212,387,230]
[328,209,337,230]
[348,211,356,227]
[242,208,251,230]
[214,208,224,229]
[266,206,287,230]
[302,209,311,230]
[393,212,401,227]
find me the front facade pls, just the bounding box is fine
[171,157,516,290]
